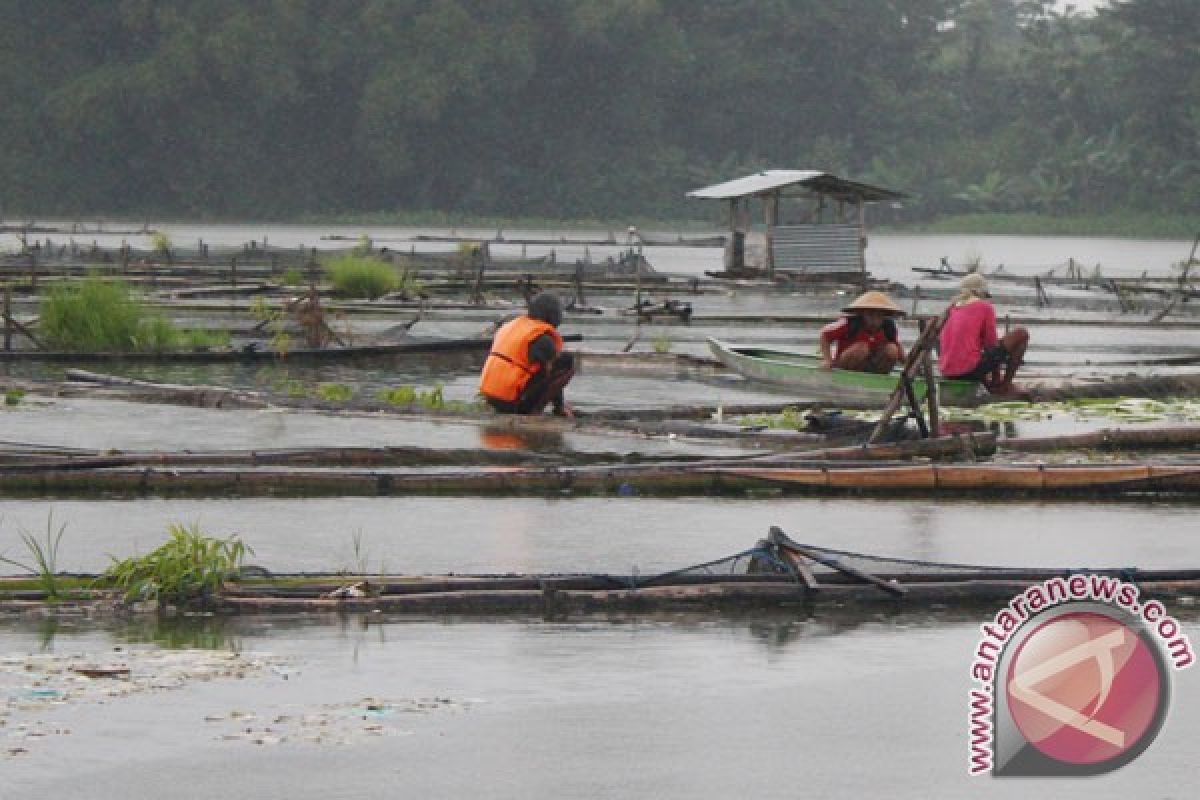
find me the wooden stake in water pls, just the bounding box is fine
[3,285,11,352]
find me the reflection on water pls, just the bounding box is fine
[16,613,244,652]
[478,424,565,452]
[10,605,1148,656]
[114,615,243,652]
[9,600,1200,665]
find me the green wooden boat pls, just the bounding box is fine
[707,337,982,406]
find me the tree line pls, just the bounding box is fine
[1,0,1196,222]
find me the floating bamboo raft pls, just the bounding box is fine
[0,335,507,363]
[215,546,1200,613]
[3,453,1198,499]
[6,530,1198,615]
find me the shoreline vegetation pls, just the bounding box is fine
[3,212,1198,241]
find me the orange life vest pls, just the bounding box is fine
[479,316,563,402]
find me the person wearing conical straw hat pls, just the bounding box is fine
[818,291,906,373]
[938,272,1030,396]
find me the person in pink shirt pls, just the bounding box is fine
[938,273,1029,395]
[819,291,906,373]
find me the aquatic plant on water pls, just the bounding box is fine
[281,379,307,398]
[323,254,399,299]
[733,406,807,430]
[316,383,355,403]
[179,328,232,350]
[39,277,213,352]
[734,397,1200,431]
[150,231,173,255]
[0,514,67,602]
[102,523,252,610]
[376,384,483,413]
[378,384,440,409]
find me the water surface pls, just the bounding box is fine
[2,613,1197,799]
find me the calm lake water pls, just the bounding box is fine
[2,494,1198,575]
[3,612,1199,799]
[2,225,1198,796]
[4,222,1193,282]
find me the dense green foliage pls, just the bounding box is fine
[1,1,1196,222]
[41,278,163,350]
[102,523,251,609]
[323,254,399,298]
[40,277,227,351]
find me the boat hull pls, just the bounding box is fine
[706,337,981,406]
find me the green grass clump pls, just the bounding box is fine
[281,266,305,286]
[377,385,417,406]
[39,277,216,352]
[376,384,484,413]
[323,254,399,299]
[377,384,444,409]
[316,383,354,403]
[179,328,231,349]
[101,522,252,609]
[735,406,807,430]
[4,388,25,406]
[41,278,144,350]
[276,379,307,398]
[138,314,180,350]
[0,514,67,601]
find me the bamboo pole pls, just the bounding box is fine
[1002,426,1200,453]
[0,432,997,473]
[2,286,10,352]
[1,458,1196,499]
[868,311,948,443]
[919,320,940,438]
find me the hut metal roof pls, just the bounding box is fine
[687,170,905,202]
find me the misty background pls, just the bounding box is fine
[1,0,1195,224]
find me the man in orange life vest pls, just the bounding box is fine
[818,291,906,373]
[479,293,576,417]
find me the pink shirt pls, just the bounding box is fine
[938,300,998,376]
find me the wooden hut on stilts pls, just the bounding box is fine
[687,170,904,286]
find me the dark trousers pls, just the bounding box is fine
[486,353,575,415]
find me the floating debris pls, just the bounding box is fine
[1,648,287,756]
[206,696,469,747]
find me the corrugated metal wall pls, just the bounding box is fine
[772,224,862,274]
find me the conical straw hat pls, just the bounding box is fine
[841,291,905,316]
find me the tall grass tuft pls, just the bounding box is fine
[323,254,399,299]
[39,277,219,352]
[102,522,252,609]
[0,514,67,601]
[40,278,145,351]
